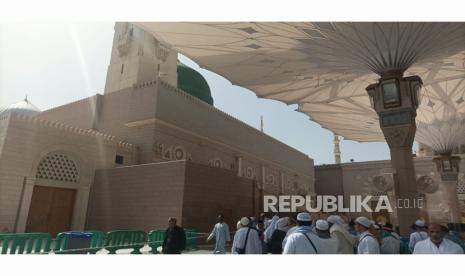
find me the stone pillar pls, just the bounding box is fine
[236,155,243,177]
[259,165,266,214]
[15,178,35,233]
[280,171,285,194]
[366,71,422,235]
[433,153,461,223]
[261,164,266,187]
[333,134,341,164]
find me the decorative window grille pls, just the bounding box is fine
[36,153,79,182]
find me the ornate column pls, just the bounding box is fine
[433,153,461,223]
[366,71,422,234]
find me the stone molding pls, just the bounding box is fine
[0,113,136,150]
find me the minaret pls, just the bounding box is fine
[260,116,264,132]
[104,22,178,94]
[333,134,341,164]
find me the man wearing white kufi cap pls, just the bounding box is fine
[409,219,428,252]
[231,217,262,254]
[283,212,321,254]
[315,220,330,236]
[315,219,338,254]
[327,215,355,254]
[355,216,380,254]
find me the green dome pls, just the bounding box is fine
[177,62,213,105]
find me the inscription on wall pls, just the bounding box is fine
[153,141,192,161]
[244,167,256,180]
[208,158,223,168]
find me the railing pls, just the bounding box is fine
[105,230,147,254]
[0,233,52,254]
[54,231,106,254]
[0,229,201,255]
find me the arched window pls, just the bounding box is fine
[36,153,79,183]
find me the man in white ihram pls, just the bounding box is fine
[355,216,379,254]
[409,219,428,252]
[231,217,262,254]
[314,219,338,254]
[413,223,463,254]
[327,215,355,254]
[283,212,321,254]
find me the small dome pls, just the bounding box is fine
[0,97,41,117]
[177,62,214,105]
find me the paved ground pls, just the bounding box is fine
[94,244,224,254]
[1,243,231,255]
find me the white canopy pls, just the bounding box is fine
[136,22,465,143]
[299,52,465,143]
[414,54,465,153]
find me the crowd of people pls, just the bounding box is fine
[205,212,465,254]
[3,215,463,255]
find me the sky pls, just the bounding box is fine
[0,21,393,165]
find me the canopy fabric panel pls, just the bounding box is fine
[136,22,465,144]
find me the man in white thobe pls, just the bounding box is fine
[283,212,321,254]
[355,216,380,254]
[328,215,355,254]
[409,219,428,252]
[207,215,231,254]
[231,217,262,254]
[413,223,464,254]
[315,219,338,254]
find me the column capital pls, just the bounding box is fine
[433,153,461,173]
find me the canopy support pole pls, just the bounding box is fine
[366,72,423,235]
[433,153,462,224]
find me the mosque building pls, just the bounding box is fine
[315,137,465,227]
[1,22,463,237]
[0,23,314,235]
